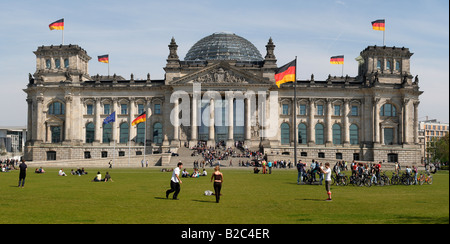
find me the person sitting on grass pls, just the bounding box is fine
[58,168,67,176]
[92,171,101,182]
[182,169,190,178]
[103,172,113,182]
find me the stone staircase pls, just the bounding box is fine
[26,154,162,169]
[168,146,204,167]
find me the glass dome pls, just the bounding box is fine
[184,32,263,62]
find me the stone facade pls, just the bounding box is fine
[23,34,423,165]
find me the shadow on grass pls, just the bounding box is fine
[192,199,216,204]
[298,198,325,201]
[393,215,449,224]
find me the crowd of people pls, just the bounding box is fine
[0,158,19,172]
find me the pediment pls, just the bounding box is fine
[380,117,399,125]
[171,62,272,85]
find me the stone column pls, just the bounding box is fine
[129,98,136,144]
[325,99,332,145]
[343,99,350,145]
[413,101,420,144]
[112,98,118,143]
[26,98,33,141]
[191,94,198,141]
[403,98,410,145]
[227,96,234,146]
[308,98,315,145]
[373,97,380,145]
[208,98,215,145]
[64,96,71,142]
[36,96,44,142]
[173,98,179,141]
[245,97,251,141]
[94,98,101,143]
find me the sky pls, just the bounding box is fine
[0,0,448,126]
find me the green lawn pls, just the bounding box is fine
[0,167,448,224]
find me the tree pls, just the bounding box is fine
[435,134,449,164]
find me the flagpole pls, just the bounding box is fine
[293,56,298,167]
[62,28,64,45]
[108,59,110,77]
[113,140,116,168]
[128,137,131,167]
[144,118,147,164]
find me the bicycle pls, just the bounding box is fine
[390,171,400,185]
[400,172,415,185]
[332,173,348,186]
[418,172,433,185]
[377,171,390,186]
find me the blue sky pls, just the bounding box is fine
[0,0,448,126]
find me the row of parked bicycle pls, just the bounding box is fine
[302,170,433,187]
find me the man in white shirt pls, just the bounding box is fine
[319,162,332,201]
[166,162,183,200]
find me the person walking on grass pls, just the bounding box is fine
[319,162,332,201]
[210,166,224,203]
[166,162,183,200]
[18,159,27,188]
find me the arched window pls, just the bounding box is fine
[380,104,397,117]
[315,123,324,145]
[46,59,51,69]
[298,123,307,144]
[377,60,382,69]
[48,102,65,115]
[153,123,163,144]
[103,123,112,143]
[395,61,400,71]
[332,124,341,145]
[136,122,145,144]
[386,60,391,70]
[119,123,129,143]
[85,122,95,143]
[280,123,290,145]
[350,124,359,145]
[64,58,69,68]
[55,59,60,69]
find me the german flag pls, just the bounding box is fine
[372,19,385,31]
[49,18,64,30]
[330,55,344,65]
[132,112,146,126]
[98,55,109,63]
[275,60,296,88]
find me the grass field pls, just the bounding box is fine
[0,167,448,224]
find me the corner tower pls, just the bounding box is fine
[32,44,91,83]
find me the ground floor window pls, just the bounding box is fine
[388,153,398,163]
[47,151,56,160]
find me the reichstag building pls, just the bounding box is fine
[24,32,423,165]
